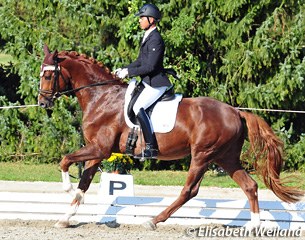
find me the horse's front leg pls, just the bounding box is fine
[61,164,74,196]
[59,144,102,193]
[55,161,100,228]
[55,144,103,228]
[54,188,84,228]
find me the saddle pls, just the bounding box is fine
[124,79,182,155]
[126,81,175,126]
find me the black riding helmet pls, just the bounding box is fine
[135,4,162,22]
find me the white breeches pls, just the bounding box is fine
[133,81,167,115]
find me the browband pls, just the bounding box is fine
[40,64,61,77]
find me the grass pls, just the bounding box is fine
[0,162,84,182]
[0,162,304,190]
[131,169,244,187]
[0,53,14,64]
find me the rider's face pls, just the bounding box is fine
[139,16,154,30]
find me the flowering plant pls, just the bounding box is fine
[102,153,134,174]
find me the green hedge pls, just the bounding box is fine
[0,1,304,170]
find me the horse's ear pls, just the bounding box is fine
[57,57,65,63]
[52,50,65,63]
[43,44,50,55]
[52,50,59,61]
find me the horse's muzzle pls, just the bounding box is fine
[38,98,54,108]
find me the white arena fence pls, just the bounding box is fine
[0,173,304,230]
[0,192,305,229]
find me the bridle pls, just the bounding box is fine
[39,59,119,103]
[39,59,70,102]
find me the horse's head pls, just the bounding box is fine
[38,44,70,108]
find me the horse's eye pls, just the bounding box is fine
[44,71,52,80]
[45,75,52,81]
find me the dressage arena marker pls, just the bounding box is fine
[98,172,134,197]
[0,176,305,230]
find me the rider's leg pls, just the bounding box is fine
[135,108,158,158]
[133,83,167,159]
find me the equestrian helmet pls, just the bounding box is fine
[135,4,162,22]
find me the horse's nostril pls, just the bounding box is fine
[39,102,46,108]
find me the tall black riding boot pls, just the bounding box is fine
[134,108,158,159]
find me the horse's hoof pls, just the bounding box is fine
[244,221,260,232]
[142,220,157,230]
[54,220,69,228]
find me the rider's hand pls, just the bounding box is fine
[113,68,121,75]
[114,68,128,79]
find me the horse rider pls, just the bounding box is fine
[114,3,172,159]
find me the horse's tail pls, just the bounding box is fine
[239,111,304,203]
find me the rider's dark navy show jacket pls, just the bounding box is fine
[125,29,171,88]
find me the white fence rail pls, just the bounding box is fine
[0,191,304,229]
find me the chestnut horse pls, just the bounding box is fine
[38,45,303,229]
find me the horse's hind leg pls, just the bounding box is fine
[145,160,209,230]
[219,160,260,230]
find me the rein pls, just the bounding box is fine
[55,80,120,98]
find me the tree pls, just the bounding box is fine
[0,0,304,169]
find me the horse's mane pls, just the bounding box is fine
[57,50,127,86]
[59,50,113,76]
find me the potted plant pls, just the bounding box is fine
[102,153,134,174]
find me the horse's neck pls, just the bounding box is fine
[68,63,114,90]
[80,85,126,125]
[63,58,121,111]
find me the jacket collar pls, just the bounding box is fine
[141,27,157,45]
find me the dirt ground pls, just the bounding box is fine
[1,219,304,240]
[0,219,189,240]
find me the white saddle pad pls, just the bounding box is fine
[124,79,182,133]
